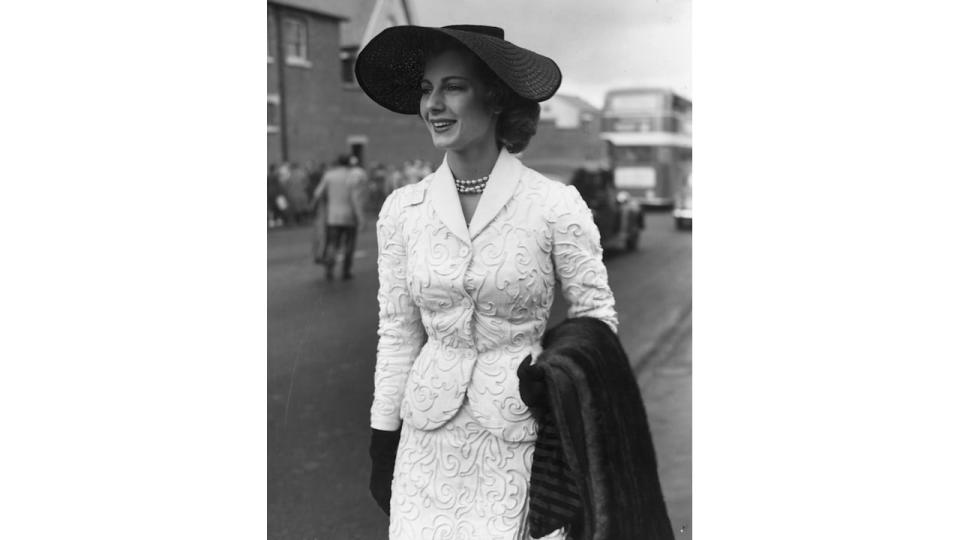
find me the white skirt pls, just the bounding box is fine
[389,399,566,540]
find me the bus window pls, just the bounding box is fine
[611,146,654,166]
[608,92,665,114]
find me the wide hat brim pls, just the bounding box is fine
[355,25,562,115]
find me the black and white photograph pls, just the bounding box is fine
[7,1,960,539]
[267,0,691,538]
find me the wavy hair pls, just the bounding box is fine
[422,36,541,153]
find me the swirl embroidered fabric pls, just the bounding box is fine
[371,168,618,438]
[371,161,618,539]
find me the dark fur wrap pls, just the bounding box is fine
[535,317,675,540]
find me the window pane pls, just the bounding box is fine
[268,102,278,126]
[609,93,664,113]
[284,19,307,60]
[284,21,296,55]
[299,24,307,57]
[612,146,655,165]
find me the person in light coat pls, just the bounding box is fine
[311,154,367,279]
[355,24,618,539]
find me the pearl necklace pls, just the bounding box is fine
[454,175,490,195]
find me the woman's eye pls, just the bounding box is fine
[445,85,464,92]
[420,87,432,95]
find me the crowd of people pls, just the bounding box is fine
[267,157,435,228]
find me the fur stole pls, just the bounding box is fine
[529,317,675,540]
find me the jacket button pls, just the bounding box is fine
[459,246,468,256]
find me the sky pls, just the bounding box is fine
[410,0,691,108]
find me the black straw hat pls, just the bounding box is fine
[354,25,562,115]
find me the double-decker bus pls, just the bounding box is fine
[600,88,692,208]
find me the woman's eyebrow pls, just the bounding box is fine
[421,75,470,84]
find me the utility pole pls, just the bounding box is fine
[273,5,289,162]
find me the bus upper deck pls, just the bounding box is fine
[601,88,692,208]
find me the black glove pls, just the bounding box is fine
[369,427,401,516]
[517,354,548,415]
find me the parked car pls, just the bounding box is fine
[673,172,692,230]
[570,167,644,251]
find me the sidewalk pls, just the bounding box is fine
[638,314,692,538]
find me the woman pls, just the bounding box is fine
[355,25,618,539]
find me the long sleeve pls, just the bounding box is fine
[370,191,426,430]
[550,184,619,333]
[312,175,328,202]
[350,177,366,227]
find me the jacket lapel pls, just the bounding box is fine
[427,155,471,245]
[468,148,522,239]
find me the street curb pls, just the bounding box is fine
[630,302,692,384]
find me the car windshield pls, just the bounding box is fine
[571,169,597,193]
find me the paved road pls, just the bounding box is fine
[268,210,691,539]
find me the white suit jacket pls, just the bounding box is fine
[371,148,618,442]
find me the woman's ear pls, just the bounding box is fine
[485,85,507,113]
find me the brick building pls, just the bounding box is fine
[267,0,440,168]
[266,2,601,177]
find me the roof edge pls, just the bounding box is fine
[267,1,350,20]
[605,87,691,102]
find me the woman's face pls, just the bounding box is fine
[419,49,498,153]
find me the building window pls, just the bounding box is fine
[267,94,280,134]
[284,18,311,67]
[340,48,357,84]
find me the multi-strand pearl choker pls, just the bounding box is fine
[454,175,490,195]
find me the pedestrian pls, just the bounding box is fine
[276,162,294,225]
[347,155,371,211]
[368,162,388,211]
[306,160,326,212]
[310,154,366,280]
[287,162,312,225]
[267,163,283,227]
[309,160,328,263]
[355,24,617,539]
[384,164,403,197]
[416,158,433,180]
[401,160,419,186]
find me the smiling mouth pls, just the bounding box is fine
[430,120,456,133]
